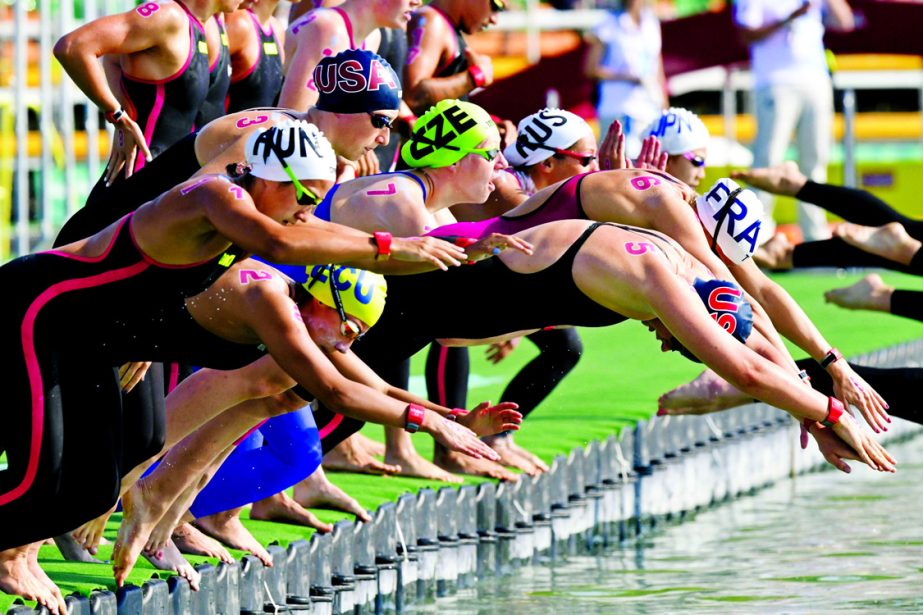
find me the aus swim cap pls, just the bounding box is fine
[246,119,337,182]
[645,107,709,155]
[695,178,764,263]
[504,108,593,167]
[314,49,402,114]
[401,99,499,168]
[673,278,753,363]
[303,265,388,328]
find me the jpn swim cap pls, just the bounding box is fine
[245,119,337,182]
[303,265,388,328]
[644,107,709,155]
[314,48,402,114]
[401,99,499,168]
[504,108,593,167]
[695,178,764,264]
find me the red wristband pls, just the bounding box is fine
[373,231,392,261]
[405,403,426,433]
[819,347,843,369]
[468,64,487,88]
[822,397,845,427]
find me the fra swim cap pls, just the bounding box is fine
[673,278,753,363]
[644,107,709,155]
[401,99,499,168]
[314,49,402,114]
[504,108,593,167]
[245,119,337,182]
[303,265,388,328]
[695,178,764,264]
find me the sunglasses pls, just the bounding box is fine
[683,152,707,168]
[327,273,364,340]
[516,136,596,167]
[281,163,321,206]
[490,0,506,11]
[368,112,394,130]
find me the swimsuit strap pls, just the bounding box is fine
[332,6,360,49]
[387,170,428,201]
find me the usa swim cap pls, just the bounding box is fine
[672,278,753,362]
[314,49,402,114]
[644,107,709,155]
[695,178,764,264]
[246,119,337,182]
[303,265,388,328]
[504,108,593,167]
[401,99,499,168]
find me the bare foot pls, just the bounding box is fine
[71,503,115,554]
[481,436,540,476]
[658,369,752,415]
[112,478,173,587]
[53,533,103,563]
[433,448,519,482]
[753,232,794,270]
[323,435,402,475]
[384,447,463,483]
[193,511,273,567]
[26,542,68,614]
[171,523,234,563]
[834,222,921,266]
[505,436,550,472]
[250,492,334,532]
[293,468,372,522]
[0,545,67,615]
[353,432,386,457]
[731,161,807,197]
[142,540,201,591]
[824,273,894,313]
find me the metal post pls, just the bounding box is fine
[85,0,102,188]
[59,0,77,218]
[841,88,857,188]
[525,0,540,65]
[40,0,54,243]
[14,0,29,256]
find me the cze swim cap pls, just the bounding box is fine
[314,49,402,114]
[401,99,499,168]
[303,265,388,328]
[695,178,764,263]
[504,108,593,167]
[644,107,709,155]
[246,119,337,182]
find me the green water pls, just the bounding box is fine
[422,436,923,614]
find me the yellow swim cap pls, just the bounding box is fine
[303,265,388,328]
[400,99,499,169]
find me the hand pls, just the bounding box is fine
[354,150,380,177]
[485,338,521,364]
[829,411,896,472]
[425,413,501,461]
[496,118,518,151]
[829,362,890,433]
[634,135,668,171]
[119,361,151,393]
[456,400,523,436]
[390,236,466,270]
[806,421,860,473]
[464,232,534,262]
[104,115,151,185]
[464,48,494,87]
[336,156,359,182]
[598,120,629,170]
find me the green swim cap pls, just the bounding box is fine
[400,99,499,169]
[303,265,388,328]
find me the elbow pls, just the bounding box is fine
[314,379,355,414]
[53,35,76,64]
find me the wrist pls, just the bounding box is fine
[373,231,392,261]
[467,64,487,89]
[104,107,125,125]
[818,347,843,370]
[404,402,426,433]
[822,397,846,428]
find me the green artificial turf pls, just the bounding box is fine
[4,269,923,612]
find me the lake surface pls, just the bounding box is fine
[424,436,923,614]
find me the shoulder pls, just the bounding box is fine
[288,7,341,37]
[410,7,450,35]
[130,1,189,31]
[225,10,254,39]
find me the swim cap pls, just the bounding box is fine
[504,108,593,167]
[401,99,499,168]
[246,119,337,182]
[303,265,388,328]
[672,278,753,362]
[314,49,402,114]
[644,107,709,155]
[695,178,764,263]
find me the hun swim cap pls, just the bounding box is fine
[314,49,402,114]
[644,107,709,155]
[246,119,337,182]
[672,278,753,363]
[401,99,499,168]
[695,178,764,264]
[504,108,593,167]
[303,265,388,328]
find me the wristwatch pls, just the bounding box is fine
[405,403,426,433]
[373,231,392,261]
[819,347,843,369]
[104,107,125,124]
[822,397,845,428]
[468,64,487,89]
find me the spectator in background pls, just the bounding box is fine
[734,0,854,241]
[584,0,666,158]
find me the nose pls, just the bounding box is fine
[495,151,509,170]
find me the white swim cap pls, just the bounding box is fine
[245,119,337,183]
[504,108,593,167]
[695,178,764,263]
[645,107,709,155]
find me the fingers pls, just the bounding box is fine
[130,122,153,163]
[656,151,668,171]
[822,449,852,473]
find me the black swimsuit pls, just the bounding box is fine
[226,11,284,112]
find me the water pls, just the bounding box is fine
[427,437,923,614]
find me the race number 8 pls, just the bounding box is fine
[137,2,160,17]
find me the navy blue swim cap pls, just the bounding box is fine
[314,49,402,114]
[672,278,753,363]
